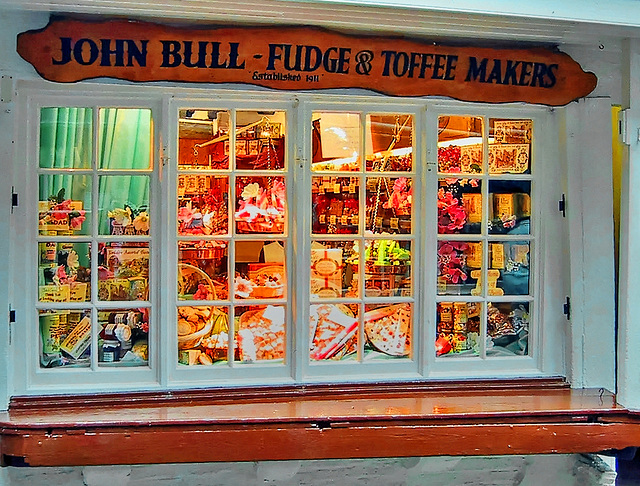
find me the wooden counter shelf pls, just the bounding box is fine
[1,379,639,466]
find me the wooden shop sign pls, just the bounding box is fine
[17,18,597,106]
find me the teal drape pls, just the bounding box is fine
[39,107,152,235]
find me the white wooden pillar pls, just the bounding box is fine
[617,39,640,409]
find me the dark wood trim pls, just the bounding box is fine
[3,384,640,466]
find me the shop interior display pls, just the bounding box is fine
[435,116,532,357]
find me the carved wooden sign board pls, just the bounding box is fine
[17,18,597,106]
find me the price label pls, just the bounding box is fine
[348,184,356,194]
[375,217,383,227]
[319,214,326,224]
[341,215,348,225]
[351,215,359,225]
[390,218,399,230]
[329,215,337,224]
[334,183,341,193]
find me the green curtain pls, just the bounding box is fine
[39,107,152,235]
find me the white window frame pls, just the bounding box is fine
[11,82,568,397]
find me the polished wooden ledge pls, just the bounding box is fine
[1,380,640,466]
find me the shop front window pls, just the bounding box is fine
[27,92,545,392]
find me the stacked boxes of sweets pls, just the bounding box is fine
[98,247,149,301]
[488,120,532,174]
[40,311,92,366]
[436,302,481,355]
[98,310,149,363]
[38,243,91,303]
[312,177,359,234]
[363,240,411,297]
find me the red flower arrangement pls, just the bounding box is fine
[437,187,466,233]
[437,241,469,284]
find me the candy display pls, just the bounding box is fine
[364,304,411,356]
[237,305,285,361]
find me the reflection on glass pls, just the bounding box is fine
[234,241,285,300]
[365,114,413,172]
[438,115,483,174]
[312,176,359,235]
[235,110,286,171]
[235,305,285,362]
[39,309,91,368]
[487,301,529,356]
[235,176,285,234]
[489,119,532,174]
[99,175,150,235]
[490,242,530,296]
[488,180,531,235]
[364,239,411,297]
[178,109,231,170]
[98,108,152,170]
[38,242,91,303]
[311,240,358,299]
[310,303,359,361]
[98,242,149,302]
[178,305,229,365]
[437,241,482,296]
[98,308,149,366]
[178,175,229,235]
[311,112,361,172]
[438,178,481,235]
[364,303,411,359]
[436,301,481,357]
[39,107,93,169]
[178,241,228,301]
[366,176,412,234]
[38,174,91,236]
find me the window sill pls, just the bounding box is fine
[0,379,637,466]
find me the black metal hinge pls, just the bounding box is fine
[11,186,18,213]
[9,308,15,323]
[558,194,566,217]
[563,297,571,320]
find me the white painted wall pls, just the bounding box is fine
[0,455,618,486]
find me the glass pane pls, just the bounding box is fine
[490,241,530,296]
[488,302,529,356]
[98,243,149,301]
[489,119,532,174]
[310,303,359,361]
[99,175,150,235]
[438,115,483,174]
[178,175,229,235]
[235,110,286,170]
[312,176,359,235]
[39,309,91,368]
[98,108,152,170]
[311,112,361,172]
[311,240,358,299]
[488,181,531,235]
[236,305,286,363]
[39,174,91,236]
[364,239,412,297]
[365,114,413,172]
[366,176,412,234]
[438,178,481,235]
[364,303,411,359]
[178,305,229,365]
[436,301,481,357]
[98,309,149,366]
[234,241,286,300]
[437,241,482,296]
[178,241,228,301]
[235,176,285,234]
[38,242,91,303]
[39,107,92,169]
[178,109,230,170]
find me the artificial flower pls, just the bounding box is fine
[108,207,132,226]
[241,182,260,200]
[133,211,150,232]
[66,250,79,272]
[234,276,254,298]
